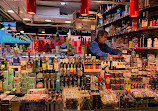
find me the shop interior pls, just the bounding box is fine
[0,0,158,111]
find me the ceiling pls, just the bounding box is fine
[37,0,100,14]
[0,0,128,28]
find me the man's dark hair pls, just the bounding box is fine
[97,28,108,39]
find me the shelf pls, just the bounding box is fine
[139,5,158,12]
[132,47,158,50]
[98,14,129,28]
[102,0,126,16]
[108,26,158,37]
[98,5,158,29]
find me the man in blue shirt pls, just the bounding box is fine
[88,29,120,58]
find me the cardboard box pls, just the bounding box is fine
[8,77,14,83]
[28,77,36,84]
[21,72,28,78]
[21,83,28,88]
[9,66,21,73]
[15,71,20,77]
[15,88,21,93]
[28,84,36,89]
[8,84,13,91]
[8,69,14,77]
[3,71,8,80]
[21,78,28,83]
[21,88,27,94]
[8,81,13,86]
[14,77,21,83]
[14,83,21,88]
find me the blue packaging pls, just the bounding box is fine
[117,8,122,19]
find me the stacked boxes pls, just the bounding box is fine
[28,77,36,89]
[3,71,8,92]
[21,72,28,94]
[14,71,21,94]
[3,69,14,92]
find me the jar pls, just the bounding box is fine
[147,38,152,48]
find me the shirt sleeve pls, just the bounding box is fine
[105,43,119,55]
[90,41,108,57]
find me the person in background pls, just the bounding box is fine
[88,29,121,59]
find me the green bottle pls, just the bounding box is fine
[32,53,37,73]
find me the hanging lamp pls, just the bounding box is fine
[80,0,89,16]
[27,0,36,15]
[130,0,139,17]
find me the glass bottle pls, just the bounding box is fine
[70,63,74,76]
[141,12,146,28]
[27,52,32,71]
[32,53,37,73]
[144,11,149,27]
[54,55,59,72]
[42,52,47,71]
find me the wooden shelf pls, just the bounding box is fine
[108,26,158,37]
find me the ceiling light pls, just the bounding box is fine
[45,19,51,22]
[23,18,30,21]
[20,30,24,33]
[42,30,45,33]
[8,10,14,13]
[65,21,71,23]
[60,2,67,5]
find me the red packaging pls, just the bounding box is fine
[152,20,156,26]
[89,65,92,69]
[104,74,111,89]
[74,41,77,46]
[96,65,99,69]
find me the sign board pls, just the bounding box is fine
[73,10,97,31]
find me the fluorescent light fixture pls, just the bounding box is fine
[42,30,45,33]
[45,19,51,22]
[8,10,14,13]
[23,18,30,21]
[60,2,67,5]
[20,30,24,33]
[65,21,71,23]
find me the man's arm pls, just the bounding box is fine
[90,41,108,57]
[105,43,119,55]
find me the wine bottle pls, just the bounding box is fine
[48,57,53,71]
[27,52,32,71]
[142,12,146,28]
[70,63,74,76]
[42,52,47,71]
[38,54,42,68]
[67,63,70,76]
[144,11,149,27]
[144,34,147,47]
[73,63,77,75]
[54,55,59,72]
[32,53,37,73]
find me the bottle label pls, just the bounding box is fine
[48,65,53,70]
[42,63,47,70]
